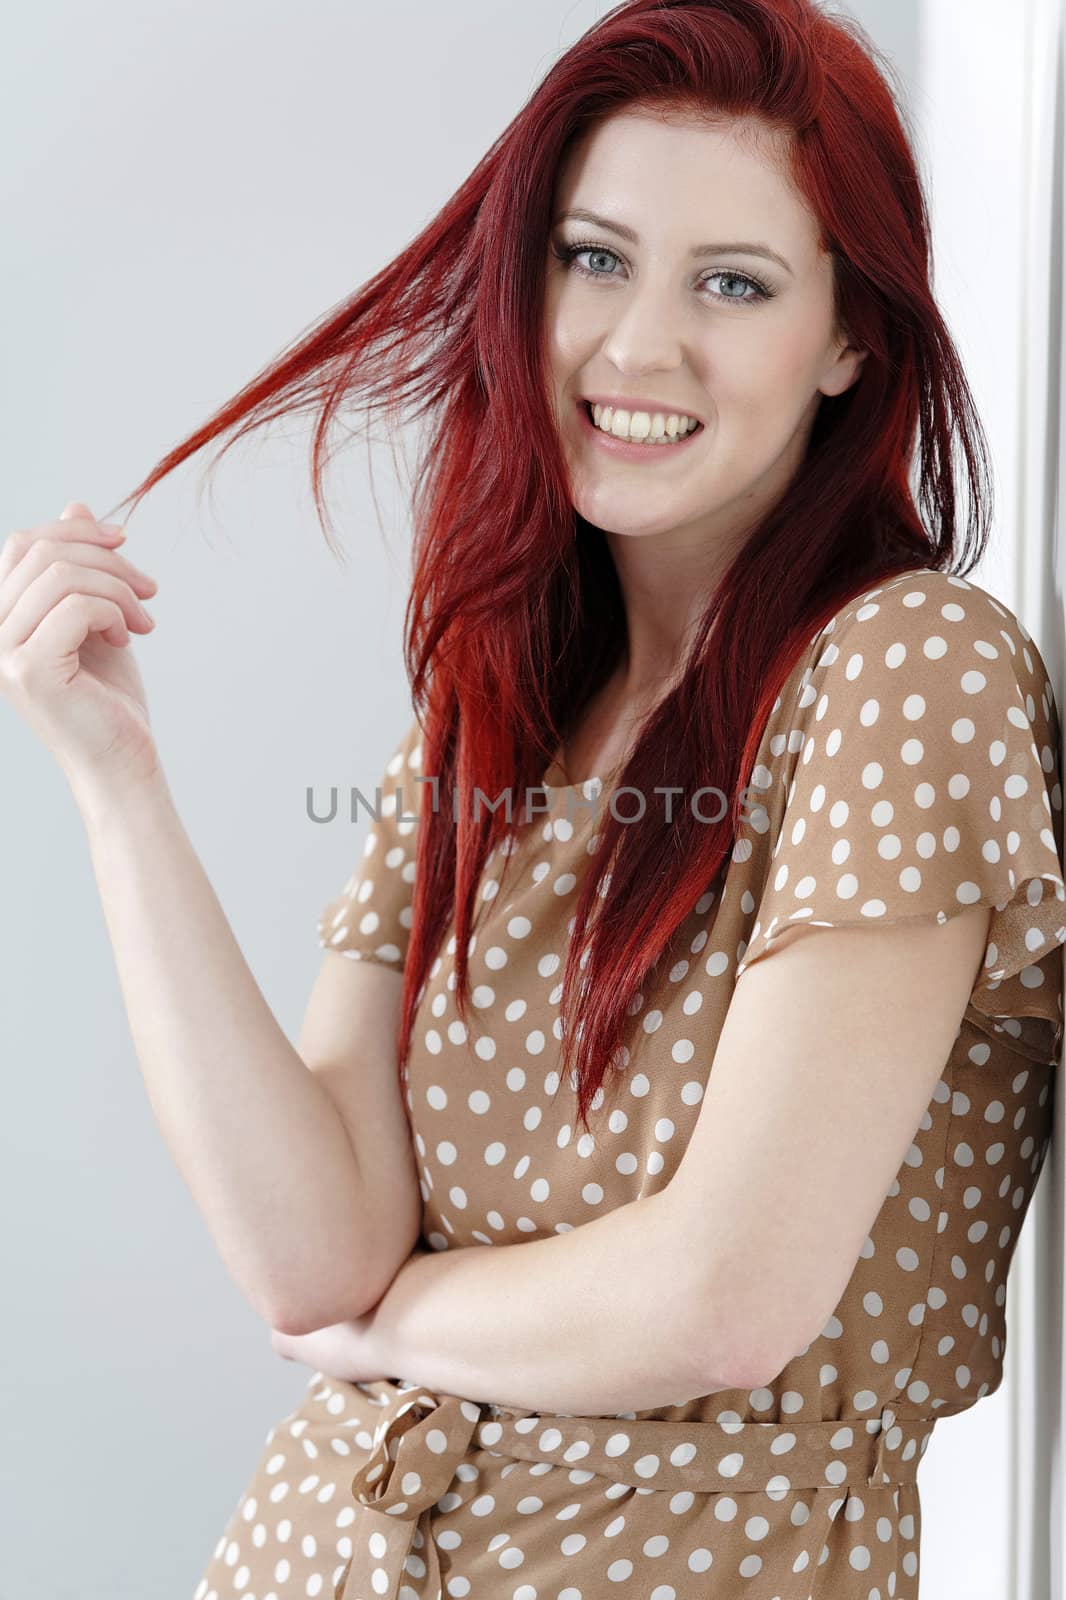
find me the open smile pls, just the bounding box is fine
[575,399,705,461]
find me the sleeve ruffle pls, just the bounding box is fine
[315,714,423,973]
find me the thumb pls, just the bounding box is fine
[60,500,95,522]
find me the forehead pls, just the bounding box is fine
[553,107,820,259]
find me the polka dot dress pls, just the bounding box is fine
[194,568,1065,1599]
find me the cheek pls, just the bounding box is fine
[545,284,601,368]
[746,323,827,389]
[702,332,827,422]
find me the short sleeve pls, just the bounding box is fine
[736,571,1066,1063]
[315,714,425,972]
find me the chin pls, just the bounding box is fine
[574,500,686,539]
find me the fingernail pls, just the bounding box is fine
[101,523,126,540]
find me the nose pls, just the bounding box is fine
[599,274,687,380]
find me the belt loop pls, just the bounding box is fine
[866,1404,896,1487]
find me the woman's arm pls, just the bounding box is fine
[3,505,416,1334]
[281,1189,743,1415]
[73,764,395,1335]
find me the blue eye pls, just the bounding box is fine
[552,240,777,308]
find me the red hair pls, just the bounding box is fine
[103,0,993,1136]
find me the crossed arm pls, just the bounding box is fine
[273,1186,744,1416]
[276,903,992,1417]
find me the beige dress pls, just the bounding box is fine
[194,567,1065,1600]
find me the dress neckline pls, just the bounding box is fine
[540,744,627,794]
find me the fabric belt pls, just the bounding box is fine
[331,1385,935,1600]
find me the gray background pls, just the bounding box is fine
[1,2,924,1594]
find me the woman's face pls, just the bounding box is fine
[544,107,866,550]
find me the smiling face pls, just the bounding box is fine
[544,105,867,553]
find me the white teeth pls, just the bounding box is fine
[589,403,700,443]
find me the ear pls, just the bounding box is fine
[820,343,867,399]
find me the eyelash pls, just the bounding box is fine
[552,240,777,308]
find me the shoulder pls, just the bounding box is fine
[781,568,1058,742]
[816,568,1049,679]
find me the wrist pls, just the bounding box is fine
[69,759,173,832]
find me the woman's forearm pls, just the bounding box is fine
[72,765,374,1334]
[362,1190,738,1415]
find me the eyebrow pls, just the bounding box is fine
[554,208,794,276]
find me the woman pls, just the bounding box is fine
[5,1,1064,1595]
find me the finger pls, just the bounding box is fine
[1,539,158,605]
[0,518,127,588]
[17,594,131,678]
[0,561,154,652]
[58,503,126,543]
[58,503,126,541]
[0,540,157,632]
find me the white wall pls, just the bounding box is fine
[913,1,1066,1596]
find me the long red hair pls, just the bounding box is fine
[102,0,992,1135]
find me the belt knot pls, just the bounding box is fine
[333,1385,481,1600]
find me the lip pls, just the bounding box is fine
[575,397,704,460]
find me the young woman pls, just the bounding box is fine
[5,1,1063,1595]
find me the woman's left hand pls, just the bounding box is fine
[270,1312,389,1385]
